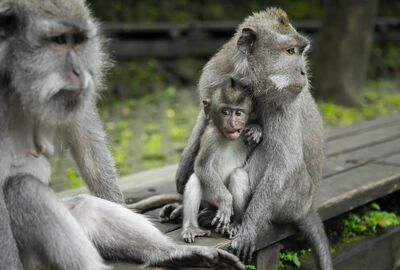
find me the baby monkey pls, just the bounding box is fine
[182,78,261,243]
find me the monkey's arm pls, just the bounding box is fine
[231,140,303,261]
[176,110,207,194]
[62,106,124,204]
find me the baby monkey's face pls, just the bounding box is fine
[215,103,251,140]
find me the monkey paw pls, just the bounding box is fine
[244,124,263,146]
[211,208,232,234]
[230,226,257,262]
[227,223,240,239]
[159,203,183,223]
[182,226,211,243]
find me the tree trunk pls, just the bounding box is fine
[312,0,378,106]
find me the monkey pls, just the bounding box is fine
[182,78,259,243]
[0,1,245,269]
[160,7,333,269]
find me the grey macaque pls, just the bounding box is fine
[162,7,333,269]
[0,1,244,269]
[182,79,260,243]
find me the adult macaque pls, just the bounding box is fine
[163,8,333,269]
[0,1,244,269]
[182,79,259,243]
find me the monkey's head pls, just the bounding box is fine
[234,7,310,99]
[203,79,253,140]
[0,0,107,125]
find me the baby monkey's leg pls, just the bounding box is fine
[181,174,211,243]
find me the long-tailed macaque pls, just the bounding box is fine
[162,7,333,269]
[182,79,260,243]
[0,1,244,269]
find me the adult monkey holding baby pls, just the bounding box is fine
[0,0,245,269]
[165,8,333,270]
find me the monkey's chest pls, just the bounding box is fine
[212,140,248,184]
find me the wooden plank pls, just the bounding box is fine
[318,163,400,220]
[325,114,400,141]
[323,138,400,178]
[325,123,400,157]
[256,244,281,270]
[373,153,400,167]
[165,163,400,251]
[58,165,177,198]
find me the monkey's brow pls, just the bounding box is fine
[41,19,95,36]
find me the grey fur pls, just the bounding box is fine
[0,1,245,269]
[170,7,333,269]
[182,83,258,243]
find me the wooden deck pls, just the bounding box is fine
[59,113,400,269]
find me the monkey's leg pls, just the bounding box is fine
[4,175,107,270]
[0,195,23,270]
[227,168,251,239]
[296,209,333,270]
[64,194,244,270]
[176,111,207,194]
[182,174,211,243]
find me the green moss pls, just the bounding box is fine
[341,203,400,243]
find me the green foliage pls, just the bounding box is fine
[341,203,400,243]
[319,81,400,126]
[245,264,257,270]
[279,250,303,269]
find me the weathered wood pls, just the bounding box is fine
[324,139,400,178]
[256,244,281,270]
[325,114,400,141]
[326,123,400,157]
[301,226,400,270]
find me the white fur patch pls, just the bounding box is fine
[269,74,288,90]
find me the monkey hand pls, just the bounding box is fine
[244,124,263,146]
[230,223,257,262]
[212,203,233,234]
[159,203,183,223]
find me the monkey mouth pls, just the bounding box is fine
[225,129,242,140]
[286,85,303,94]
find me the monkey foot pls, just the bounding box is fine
[227,223,240,239]
[211,208,232,234]
[182,226,211,243]
[159,203,183,223]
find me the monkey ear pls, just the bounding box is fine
[237,27,257,55]
[202,99,211,119]
[0,3,18,40]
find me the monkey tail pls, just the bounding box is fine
[296,209,333,270]
[126,194,182,213]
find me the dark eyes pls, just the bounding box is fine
[51,34,67,45]
[221,109,230,116]
[235,110,244,117]
[286,48,296,55]
[49,34,87,46]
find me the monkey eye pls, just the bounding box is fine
[221,109,230,116]
[235,110,244,117]
[51,34,68,45]
[286,48,296,55]
[74,33,88,45]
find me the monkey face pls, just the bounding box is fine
[212,104,251,140]
[0,1,106,125]
[236,8,310,100]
